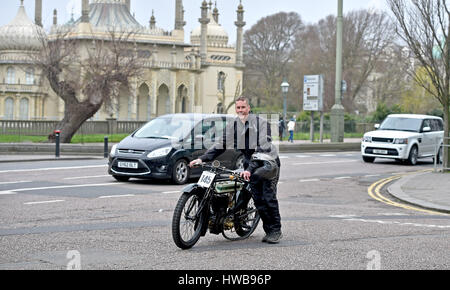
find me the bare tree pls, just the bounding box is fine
[243,12,304,108]
[33,28,143,143]
[292,10,396,113]
[388,0,450,169]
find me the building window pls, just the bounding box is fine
[6,67,15,84]
[19,98,29,120]
[26,68,34,85]
[5,97,14,119]
[218,72,225,92]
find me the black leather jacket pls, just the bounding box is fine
[199,114,279,174]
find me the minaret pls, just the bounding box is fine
[235,1,246,66]
[53,9,58,26]
[81,0,89,23]
[212,2,219,23]
[199,0,210,63]
[175,0,186,30]
[35,0,42,27]
[149,10,156,29]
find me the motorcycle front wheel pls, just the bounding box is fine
[172,192,205,250]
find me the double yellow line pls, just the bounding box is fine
[368,170,448,216]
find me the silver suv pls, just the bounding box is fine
[361,114,444,165]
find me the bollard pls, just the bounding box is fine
[54,130,61,158]
[104,136,109,158]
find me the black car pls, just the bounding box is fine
[108,114,244,184]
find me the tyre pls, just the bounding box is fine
[223,198,260,241]
[172,159,190,185]
[363,156,375,163]
[407,146,418,165]
[235,155,245,170]
[235,198,260,238]
[172,192,204,250]
[113,175,130,182]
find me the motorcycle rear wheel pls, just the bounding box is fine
[172,192,204,249]
[222,198,260,241]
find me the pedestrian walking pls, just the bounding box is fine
[287,117,296,143]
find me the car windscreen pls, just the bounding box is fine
[379,117,422,132]
[133,116,195,140]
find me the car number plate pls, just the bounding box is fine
[118,162,139,169]
[373,149,388,155]
[198,171,216,188]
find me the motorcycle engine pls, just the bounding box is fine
[209,193,231,235]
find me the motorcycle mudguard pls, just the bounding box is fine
[182,184,209,237]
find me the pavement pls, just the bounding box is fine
[0,139,449,214]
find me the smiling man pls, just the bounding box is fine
[189,96,283,244]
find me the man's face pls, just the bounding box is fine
[235,100,250,122]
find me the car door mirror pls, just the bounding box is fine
[422,126,431,132]
[374,124,380,129]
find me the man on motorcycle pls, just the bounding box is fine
[189,97,282,244]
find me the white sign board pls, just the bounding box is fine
[303,75,324,112]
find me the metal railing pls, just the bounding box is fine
[434,137,450,172]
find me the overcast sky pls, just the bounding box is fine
[1,0,390,44]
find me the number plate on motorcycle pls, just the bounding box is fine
[198,171,216,188]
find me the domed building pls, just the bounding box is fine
[0,0,245,121]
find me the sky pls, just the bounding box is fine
[1,0,390,45]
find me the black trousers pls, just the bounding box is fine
[249,160,281,234]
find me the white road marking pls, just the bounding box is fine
[0,181,31,185]
[299,178,321,183]
[162,191,181,194]
[0,191,17,195]
[364,174,381,178]
[295,155,310,158]
[294,160,358,166]
[98,194,135,199]
[9,183,121,193]
[334,176,352,180]
[320,154,337,157]
[64,175,110,180]
[24,200,65,205]
[344,218,450,229]
[0,165,108,174]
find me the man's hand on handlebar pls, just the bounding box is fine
[189,159,203,168]
[240,171,251,182]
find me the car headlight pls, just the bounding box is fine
[363,136,372,143]
[147,147,172,158]
[110,144,118,156]
[394,138,408,144]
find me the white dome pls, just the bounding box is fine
[0,3,45,51]
[191,12,229,46]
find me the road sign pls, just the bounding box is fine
[303,75,324,112]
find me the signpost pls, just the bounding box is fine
[303,75,324,142]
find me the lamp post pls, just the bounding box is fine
[281,79,290,122]
[331,0,345,143]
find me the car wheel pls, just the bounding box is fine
[235,155,245,170]
[407,146,418,165]
[363,156,375,163]
[113,175,130,182]
[173,159,190,185]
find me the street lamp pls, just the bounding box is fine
[281,79,290,122]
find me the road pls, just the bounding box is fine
[0,152,448,270]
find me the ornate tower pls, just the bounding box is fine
[235,1,246,66]
[175,0,185,30]
[199,0,210,63]
[81,0,89,23]
[35,0,42,27]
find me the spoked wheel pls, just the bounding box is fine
[172,192,204,249]
[222,198,260,241]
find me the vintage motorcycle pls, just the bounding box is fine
[172,161,260,250]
